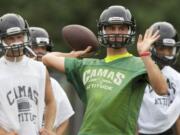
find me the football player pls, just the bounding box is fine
[0,13,56,135]
[138,22,180,135]
[29,27,74,135]
[42,5,168,135]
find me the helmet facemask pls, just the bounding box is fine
[1,32,29,57]
[98,24,135,48]
[30,44,48,61]
[151,39,180,66]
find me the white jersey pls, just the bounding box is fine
[0,56,46,135]
[50,78,74,128]
[138,66,180,134]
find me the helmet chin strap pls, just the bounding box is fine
[2,41,25,60]
[25,46,37,58]
[4,51,21,63]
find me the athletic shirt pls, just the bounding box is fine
[65,56,147,135]
[138,66,180,134]
[50,78,74,128]
[0,56,46,135]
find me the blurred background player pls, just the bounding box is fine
[42,5,168,135]
[138,22,180,135]
[29,27,74,135]
[0,13,56,135]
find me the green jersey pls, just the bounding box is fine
[65,56,147,135]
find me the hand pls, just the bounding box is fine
[69,46,92,58]
[39,128,56,135]
[5,131,18,135]
[137,28,160,54]
[0,128,18,135]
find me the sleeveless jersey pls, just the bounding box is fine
[0,56,46,135]
[138,66,180,134]
[50,78,74,128]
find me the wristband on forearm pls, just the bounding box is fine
[139,51,151,57]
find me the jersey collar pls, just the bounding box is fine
[104,52,133,63]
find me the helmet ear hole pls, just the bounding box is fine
[97,5,136,48]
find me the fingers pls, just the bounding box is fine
[84,46,92,53]
[77,46,92,57]
[137,34,143,43]
[69,46,93,58]
[151,30,160,40]
[39,128,47,135]
[39,129,55,135]
[137,29,160,53]
[70,50,75,54]
[144,28,159,40]
[7,131,18,135]
[70,46,92,57]
[144,29,149,39]
[144,28,154,39]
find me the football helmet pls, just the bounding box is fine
[0,13,29,57]
[97,5,136,48]
[29,27,53,60]
[150,22,180,66]
[29,27,53,52]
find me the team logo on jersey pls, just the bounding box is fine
[83,68,125,91]
[7,85,38,106]
[17,99,31,112]
[6,85,39,124]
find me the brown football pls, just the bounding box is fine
[62,24,99,52]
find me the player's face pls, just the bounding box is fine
[104,24,129,42]
[3,33,24,46]
[32,45,47,61]
[3,33,25,57]
[155,46,174,57]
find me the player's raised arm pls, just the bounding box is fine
[137,28,168,95]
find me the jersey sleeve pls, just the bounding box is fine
[64,58,87,102]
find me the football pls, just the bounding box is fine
[62,24,99,52]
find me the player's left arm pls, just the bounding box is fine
[137,28,168,95]
[43,69,56,131]
[0,128,17,135]
[175,116,180,135]
[56,120,69,135]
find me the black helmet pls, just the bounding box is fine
[29,27,53,52]
[0,13,29,57]
[97,5,136,48]
[150,22,180,66]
